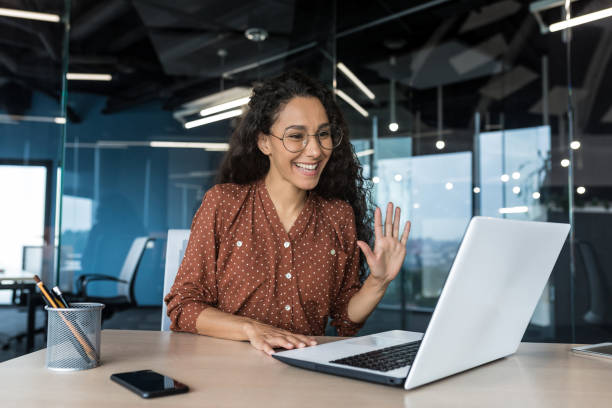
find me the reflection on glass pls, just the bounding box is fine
[375,150,472,306]
[479,126,550,220]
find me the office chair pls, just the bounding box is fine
[161,230,190,331]
[72,236,155,321]
[0,246,49,351]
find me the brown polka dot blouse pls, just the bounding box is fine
[164,178,364,337]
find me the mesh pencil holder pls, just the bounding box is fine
[45,302,105,371]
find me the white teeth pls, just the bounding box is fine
[295,163,317,170]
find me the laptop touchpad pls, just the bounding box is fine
[345,336,401,347]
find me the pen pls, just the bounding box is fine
[52,286,70,308]
[34,275,96,362]
[52,285,97,360]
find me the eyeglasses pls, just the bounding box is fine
[268,124,342,153]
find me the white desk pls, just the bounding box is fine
[1,330,612,407]
[0,270,37,351]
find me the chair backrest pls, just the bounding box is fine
[118,237,155,303]
[22,246,43,274]
[161,229,190,331]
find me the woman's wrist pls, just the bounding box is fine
[364,273,391,293]
[241,317,259,339]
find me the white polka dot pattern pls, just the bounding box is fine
[164,178,364,336]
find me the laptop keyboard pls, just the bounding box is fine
[330,340,421,372]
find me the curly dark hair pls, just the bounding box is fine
[217,71,373,280]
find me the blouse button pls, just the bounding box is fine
[285,273,292,279]
[283,241,290,248]
[285,305,291,311]
[236,240,243,247]
[330,249,336,255]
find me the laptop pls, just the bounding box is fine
[273,216,570,389]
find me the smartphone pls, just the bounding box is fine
[571,343,612,360]
[110,369,189,398]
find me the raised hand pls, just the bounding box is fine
[356,202,411,287]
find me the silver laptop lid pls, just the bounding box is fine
[404,216,569,390]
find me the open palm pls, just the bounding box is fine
[357,203,411,285]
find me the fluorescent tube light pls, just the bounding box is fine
[549,6,612,32]
[0,114,65,124]
[0,7,60,22]
[184,109,243,129]
[355,149,375,157]
[334,89,369,118]
[337,62,375,100]
[66,73,112,81]
[150,141,229,151]
[498,206,529,214]
[200,97,250,117]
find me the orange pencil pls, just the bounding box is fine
[34,275,96,362]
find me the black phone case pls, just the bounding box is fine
[110,370,189,399]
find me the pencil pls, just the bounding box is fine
[34,275,97,363]
[33,275,58,308]
[51,285,97,354]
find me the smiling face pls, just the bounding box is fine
[257,96,332,192]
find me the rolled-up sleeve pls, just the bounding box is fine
[330,205,364,337]
[164,186,223,333]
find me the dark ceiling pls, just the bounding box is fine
[1,0,611,135]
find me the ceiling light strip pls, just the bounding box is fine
[200,97,250,117]
[334,89,369,118]
[150,141,229,150]
[337,62,375,100]
[0,7,60,22]
[66,73,112,81]
[356,149,375,157]
[0,113,65,124]
[549,6,612,32]
[498,206,529,214]
[184,109,243,129]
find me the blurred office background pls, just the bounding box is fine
[2,0,612,359]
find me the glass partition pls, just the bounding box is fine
[337,0,612,342]
[0,1,68,297]
[59,2,337,309]
[3,0,608,345]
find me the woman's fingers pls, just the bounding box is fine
[374,207,383,240]
[294,333,317,346]
[357,240,375,265]
[269,333,310,350]
[400,221,411,245]
[384,203,393,236]
[247,323,318,355]
[393,206,401,238]
[287,334,312,348]
[250,338,275,355]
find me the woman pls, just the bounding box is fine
[165,71,410,355]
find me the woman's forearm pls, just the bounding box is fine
[347,275,390,323]
[195,306,255,340]
[194,306,317,353]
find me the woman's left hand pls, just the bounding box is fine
[357,202,411,288]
